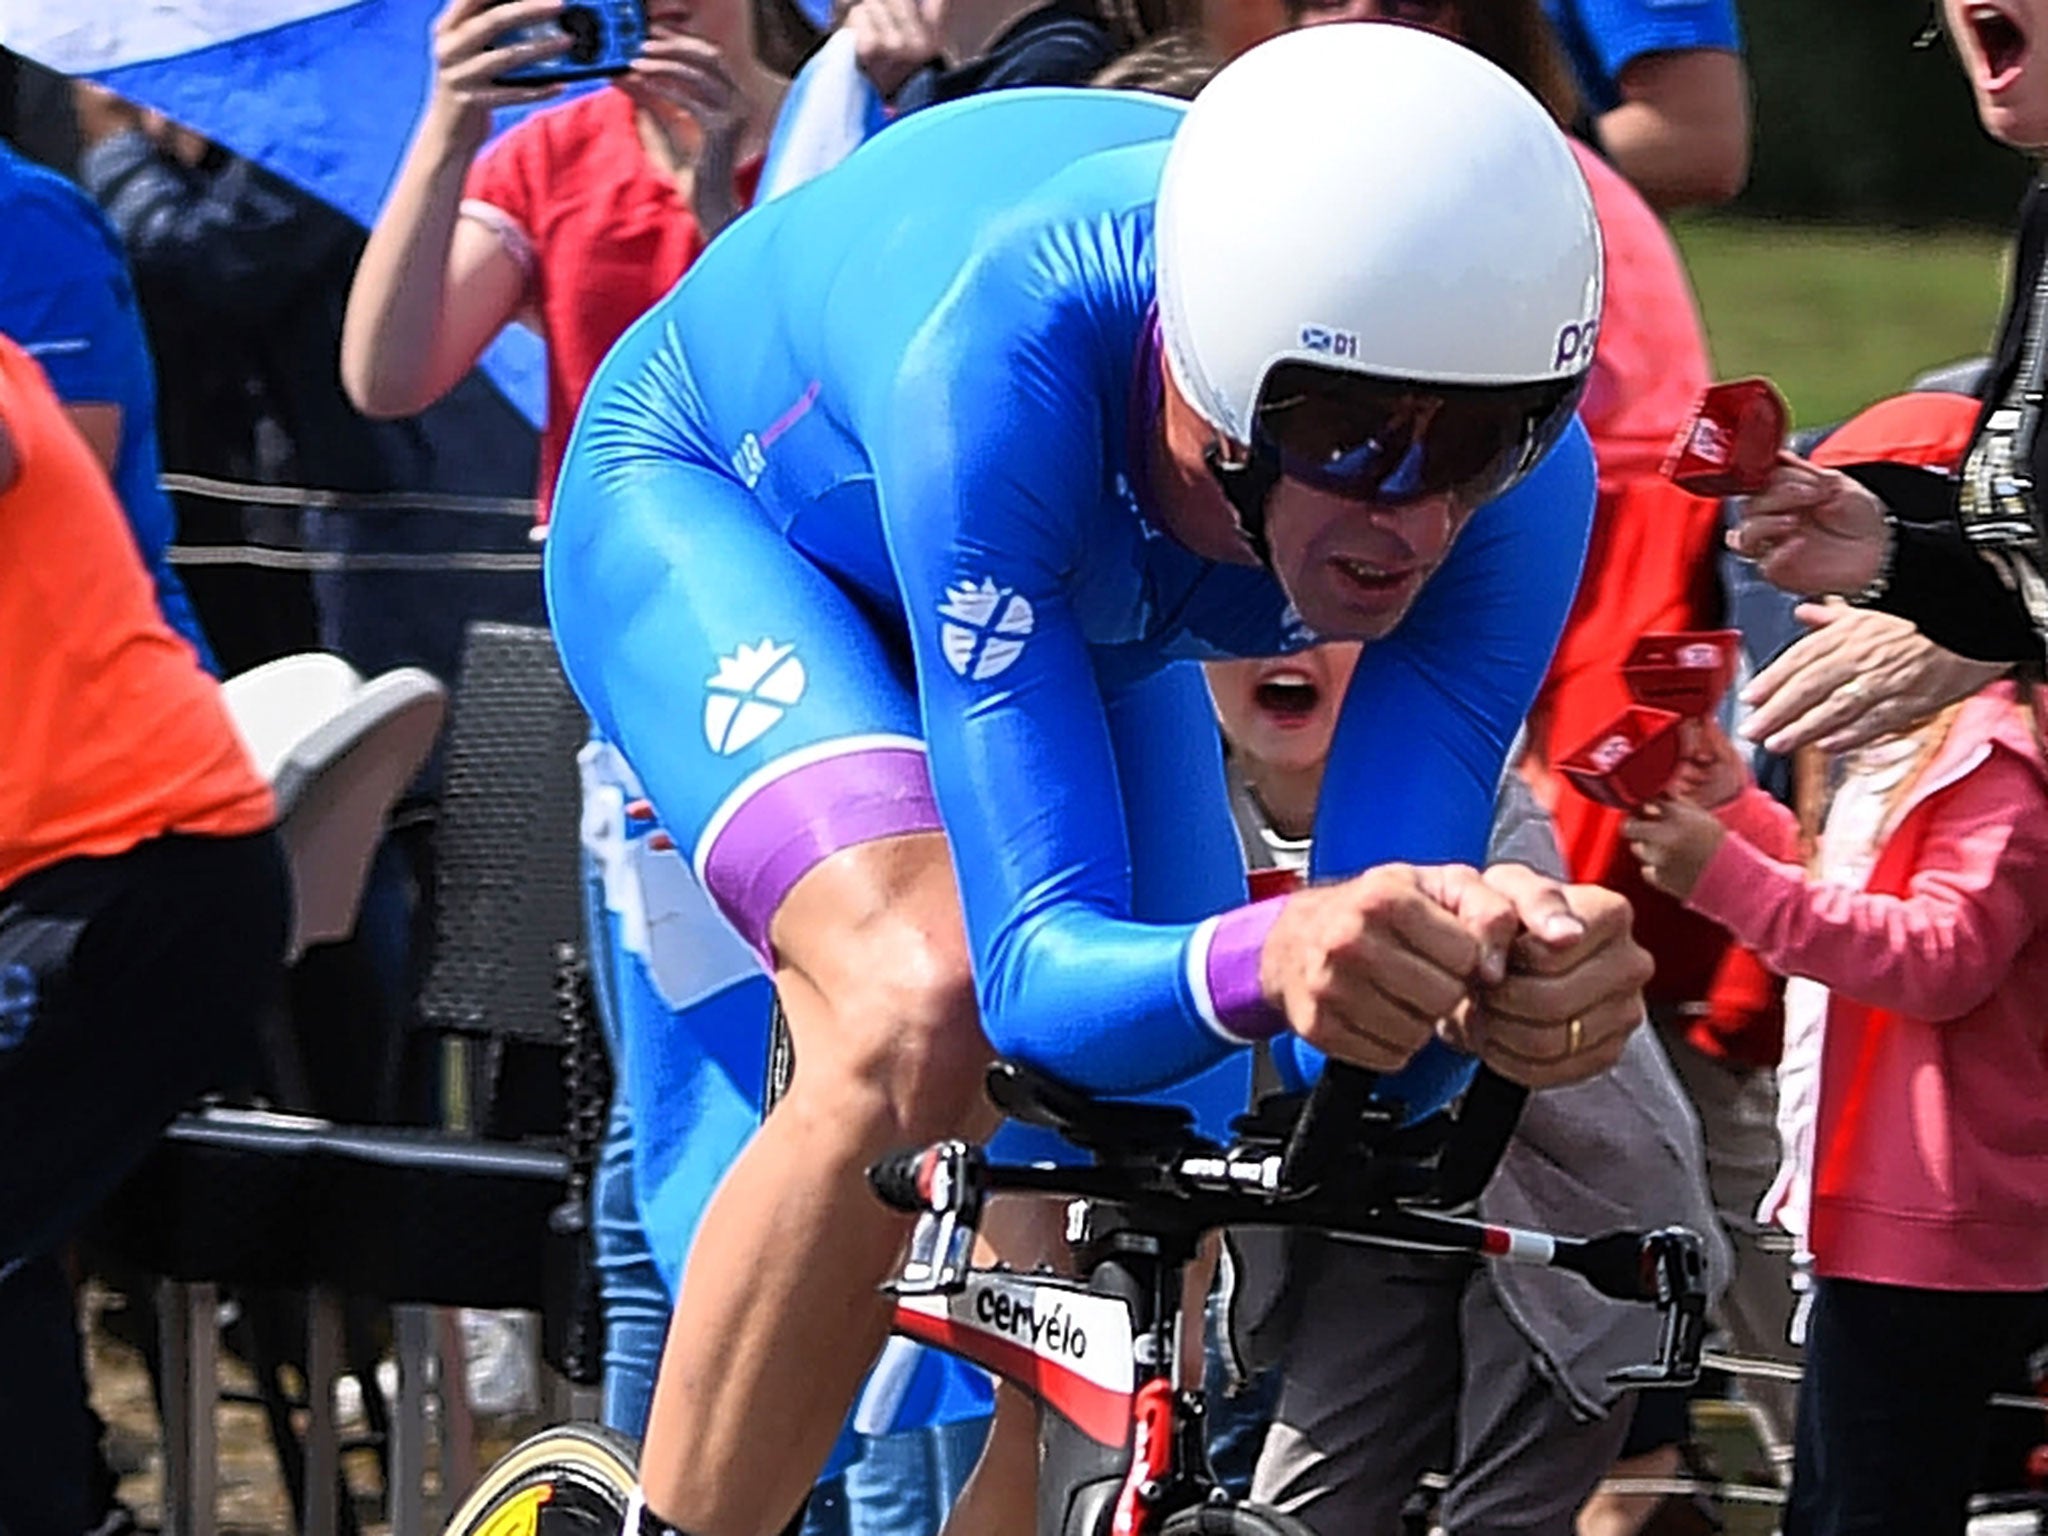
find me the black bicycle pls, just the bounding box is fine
[445,1059,1708,1536]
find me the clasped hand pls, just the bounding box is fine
[1258,863,1649,1090]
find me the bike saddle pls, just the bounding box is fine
[985,1059,1199,1160]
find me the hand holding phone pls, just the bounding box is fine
[424,0,578,126]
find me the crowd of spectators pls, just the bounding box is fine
[7,0,2048,1534]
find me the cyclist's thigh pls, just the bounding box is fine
[1251,1240,1462,1535]
[548,458,931,962]
[1439,1272,1628,1536]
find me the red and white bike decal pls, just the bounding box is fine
[892,1273,1136,1446]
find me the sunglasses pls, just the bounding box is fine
[1248,361,1586,508]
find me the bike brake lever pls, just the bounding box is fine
[1604,1227,1709,1387]
[873,1139,987,1297]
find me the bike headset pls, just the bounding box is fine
[1150,22,1606,570]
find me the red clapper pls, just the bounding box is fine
[1620,630,1741,720]
[1661,378,1791,496]
[1558,705,1688,812]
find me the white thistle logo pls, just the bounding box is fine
[938,577,1034,681]
[704,638,806,756]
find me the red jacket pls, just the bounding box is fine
[1530,145,1778,1065]
[1689,684,2048,1291]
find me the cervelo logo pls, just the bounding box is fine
[938,577,1034,681]
[975,1284,1088,1362]
[1299,324,1359,359]
[896,1274,1135,1392]
[704,638,806,756]
[1555,317,1601,372]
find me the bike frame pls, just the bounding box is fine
[871,1063,1710,1536]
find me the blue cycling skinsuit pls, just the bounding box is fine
[547,86,1596,1143]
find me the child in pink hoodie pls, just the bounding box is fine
[1623,683,2048,1536]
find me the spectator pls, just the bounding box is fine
[74,86,541,685]
[0,135,215,669]
[1240,1,1774,1519]
[1088,28,1219,91]
[844,0,1174,107]
[342,0,798,1424]
[1729,0,2048,701]
[343,0,798,516]
[1205,642,1728,1536]
[0,332,289,1536]
[1544,0,1750,210]
[1624,678,2048,1536]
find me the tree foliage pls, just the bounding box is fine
[1734,0,2032,228]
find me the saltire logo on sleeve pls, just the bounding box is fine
[704,638,806,756]
[938,577,1034,681]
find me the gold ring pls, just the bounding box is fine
[1566,1016,1585,1057]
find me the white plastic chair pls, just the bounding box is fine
[221,654,448,960]
[148,655,449,1536]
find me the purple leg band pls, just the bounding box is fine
[700,745,941,961]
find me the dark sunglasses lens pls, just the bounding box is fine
[1256,363,1584,506]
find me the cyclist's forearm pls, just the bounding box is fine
[981,902,1283,1095]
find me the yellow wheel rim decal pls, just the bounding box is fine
[477,1484,553,1536]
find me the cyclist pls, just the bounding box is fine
[546,25,1654,1536]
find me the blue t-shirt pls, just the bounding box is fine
[1546,0,1743,116]
[0,143,214,668]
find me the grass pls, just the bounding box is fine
[1670,216,2011,431]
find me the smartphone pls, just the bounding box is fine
[494,0,649,85]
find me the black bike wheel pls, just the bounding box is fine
[441,1422,640,1536]
[1159,1505,1319,1536]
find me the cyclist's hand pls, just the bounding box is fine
[1453,870,1648,1088]
[427,0,570,143]
[1259,863,1500,1073]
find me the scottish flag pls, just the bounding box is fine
[5,0,546,417]
[12,1,450,227]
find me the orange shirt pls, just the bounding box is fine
[0,334,272,890]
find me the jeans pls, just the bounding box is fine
[1784,1276,2047,1536]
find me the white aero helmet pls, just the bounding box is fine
[1153,23,1603,545]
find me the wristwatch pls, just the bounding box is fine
[1845,504,1900,607]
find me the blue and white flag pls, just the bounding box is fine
[5,0,546,419]
[757,28,885,202]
